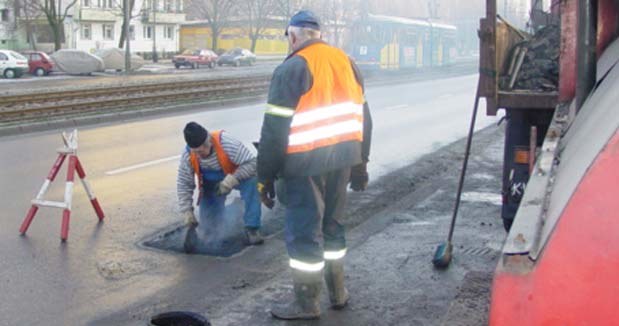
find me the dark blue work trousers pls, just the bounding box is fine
[284,167,351,264]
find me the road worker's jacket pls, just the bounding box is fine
[258,40,373,182]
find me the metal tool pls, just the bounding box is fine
[432,87,481,269]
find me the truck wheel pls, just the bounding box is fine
[234,60,240,67]
[503,217,514,232]
[34,68,46,77]
[209,61,214,69]
[4,69,16,79]
[175,64,181,69]
[192,63,197,69]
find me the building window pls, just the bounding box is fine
[164,26,173,40]
[102,24,114,40]
[82,0,90,7]
[164,0,172,12]
[129,25,135,40]
[175,0,181,12]
[81,23,92,40]
[107,0,113,8]
[143,25,152,39]
[1,9,9,22]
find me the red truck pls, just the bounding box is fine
[172,49,218,69]
[480,0,619,324]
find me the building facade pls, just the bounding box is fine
[3,0,185,55]
[0,0,18,49]
[74,0,185,55]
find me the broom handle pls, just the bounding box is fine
[448,87,481,242]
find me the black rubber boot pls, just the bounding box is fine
[244,227,264,245]
[325,259,350,309]
[270,269,322,320]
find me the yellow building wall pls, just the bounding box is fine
[180,26,288,55]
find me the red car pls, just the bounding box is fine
[173,49,218,69]
[22,51,54,76]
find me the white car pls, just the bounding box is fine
[0,50,29,78]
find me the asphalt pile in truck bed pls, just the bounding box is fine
[501,24,560,91]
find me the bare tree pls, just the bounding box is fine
[186,0,236,50]
[36,0,79,50]
[242,0,276,52]
[114,0,138,49]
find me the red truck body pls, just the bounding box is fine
[481,0,619,324]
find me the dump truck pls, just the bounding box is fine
[480,0,619,324]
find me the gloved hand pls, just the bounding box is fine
[216,174,240,196]
[184,210,198,227]
[349,162,369,191]
[257,180,275,209]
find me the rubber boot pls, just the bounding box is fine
[270,269,322,320]
[244,227,264,245]
[325,259,350,309]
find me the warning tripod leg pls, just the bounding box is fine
[61,155,77,241]
[76,157,105,221]
[19,154,67,235]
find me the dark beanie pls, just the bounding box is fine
[184,122,208,148]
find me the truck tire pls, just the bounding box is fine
[192,62,197,69]
[209,61,214,69]
[4,69,16,79]
[503,217,514,232]
[175,64,181,69]
[234,60,240,67]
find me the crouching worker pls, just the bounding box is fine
[177,121,264,245]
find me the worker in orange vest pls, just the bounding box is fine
[257,10,372,320]
[178,122,263,245]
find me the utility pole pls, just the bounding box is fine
[123,0,131,72]
[152,0,158,62]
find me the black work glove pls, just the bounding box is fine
[257,180,276,209]
[349,162,369,191]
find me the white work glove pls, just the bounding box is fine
[184,210,198,227]
[217,174,240,196]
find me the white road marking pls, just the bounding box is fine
[437,94,454,99]
[105,155,181,176]
[384,104,409,110]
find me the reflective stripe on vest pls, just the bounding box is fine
[287,43,365,154]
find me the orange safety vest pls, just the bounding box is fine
[287,43,365,154]
[189,130,238,201]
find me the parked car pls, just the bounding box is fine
[0,50,29,78]
[173,49,218,69]
[217,48,256,67]
[22,50,55,76]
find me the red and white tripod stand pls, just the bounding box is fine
[19,130,105,241]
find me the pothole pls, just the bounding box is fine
[142,198,284,257]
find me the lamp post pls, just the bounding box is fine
[151,0,158,62]
[123,0,131,72]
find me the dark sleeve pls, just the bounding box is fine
[350,58,373,163]
[257,56,312,182]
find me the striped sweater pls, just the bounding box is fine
[177,131,257,213]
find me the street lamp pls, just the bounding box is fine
[152,0,158,62]
[124,0,131,72]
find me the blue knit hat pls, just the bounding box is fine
[285,10,321,36]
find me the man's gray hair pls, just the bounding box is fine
[287,26,321,41]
